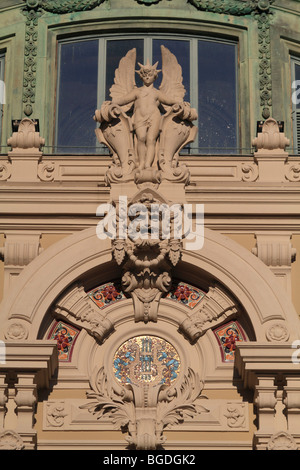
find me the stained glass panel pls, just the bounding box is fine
[213,321,247,362]
[113,336,181,387]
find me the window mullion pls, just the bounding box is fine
[190,38,198,154]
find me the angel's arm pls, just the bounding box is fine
[112,89,137,107]
[157,90,182,106]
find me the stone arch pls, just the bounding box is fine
[1,226,299,345]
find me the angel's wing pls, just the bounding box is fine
[109,48,137,112]
[159,45,186,104]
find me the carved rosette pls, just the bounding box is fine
[0,430,24,451]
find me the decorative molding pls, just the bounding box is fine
[43,398,249,431]
[37,161,56,181]
[240,163,259,182]
[267,432,299,451]
[0,430,24,451]
[39,0,104,13]
[285,163,300,182]
[53,284,114,343]
[0,161,12,181]
[265,323,290,343]
[179,286,239,343]
[7,119,45,155]
[46,402,68,428]
[22,4,43,117]
[224,403,246,429]
[4,321,29,341]
[252,118,290,154]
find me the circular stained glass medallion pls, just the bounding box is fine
[113,336,181,387]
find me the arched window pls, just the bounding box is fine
[55,35,239,155]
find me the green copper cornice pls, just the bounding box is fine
[188,0,274,15]
[24,0,104,13]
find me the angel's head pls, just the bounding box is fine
[136,59,161,86]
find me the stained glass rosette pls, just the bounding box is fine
[48,321,80,362]
[87,282,126,309]
[113,336,181,388]
[213,321,247,362]
[165,281,205,309]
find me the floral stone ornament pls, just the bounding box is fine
[81,336,207,450]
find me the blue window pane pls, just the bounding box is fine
[152,39,190,103]
[198,40,238,154]
[56,40,99,153]
[106,39,144,99]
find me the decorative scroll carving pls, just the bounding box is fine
[0,161,12,181]
[224,403,246,428]
[252,118,290,153]
[7,118,45,154]
[0,430,24,451]
[53,285,114,343]
[37,162,56,181]
[179,286,239,343]
[94,46,197,186]
[46,402,67,428]
[111,190,183,323]
[80,365,206,450]
[285,163,300,182]
[267,431,299,451]
[240,163,259,182]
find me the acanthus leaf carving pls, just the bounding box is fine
[80,365,206,450]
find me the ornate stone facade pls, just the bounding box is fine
[0,0,300,452]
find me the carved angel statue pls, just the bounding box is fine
[94,46,198,185]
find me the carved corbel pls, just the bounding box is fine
[252,118,290,183]
[252,233,296,296]
[0,232,43,293]
[179,286,239,343]
[7,118,45,156]
[53,285,114,343]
